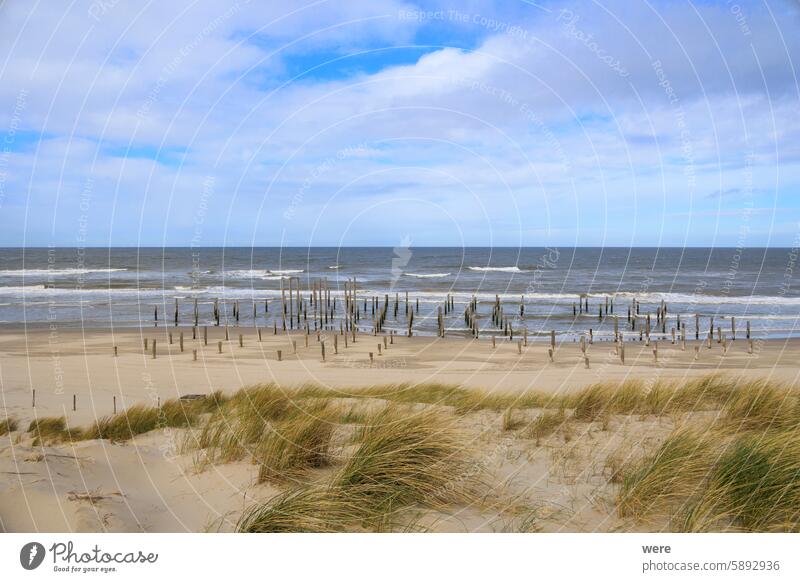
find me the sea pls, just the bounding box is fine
[0,247,798,340]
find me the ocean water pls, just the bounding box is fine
[0,247,798,339]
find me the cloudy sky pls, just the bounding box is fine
[1,0,798,247]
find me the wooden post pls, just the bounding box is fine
[239,334,243,348]
[204,326,208,346]
[492,335,496,349]
[334,334,338,354]
[321,342,326,362]
[152,339,157,359]
[32,389,35,408]
[180,332,184,352]
[113,345,118,357]
[193,349,197,361]
[292,340,297,354]
[144,338,148,352]
[257,328,262,342]
[169,332,173,345]
[73,394,76,411]
[731,316,736,341]
[377,343,382,356]
[550,330,556,351]
[620,343,625,365]
[218,341,222,354]
[580,335,586,354]
[113,395,116,414]
[369,352,374,364]
[277,350,282,361]
[746,320,751,340]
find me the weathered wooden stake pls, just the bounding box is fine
[277,350,282,361]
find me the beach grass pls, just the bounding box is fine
[617,377,800,531]
[15,374,800,532]
[255,403,336,483]
[1,416,19,436]
[524,409,567,445]
[237,403,479,532]
[27,416,81,444]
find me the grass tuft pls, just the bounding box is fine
[27,416,80,444]
[237,404,479,532]
[1,416,19,436]
[256,404,336,483]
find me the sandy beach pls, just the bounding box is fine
[1,326,799,533]
[2,326,798,426]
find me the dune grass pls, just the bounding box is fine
[678,431,800,532]
[27,416,81,444]
[1,416,19,436]
[82,392,227,442]
[618,413,800,532]
[334,405,475,514]
[235,486,366,533]
[187,385,299,466]
[721,379,799,431]
[237,404,479,532]
[298,382,551,414]
[524,409,567,445]
[83,405,161,442]
[256,404,336,483]
[13,375,800,532]
[617,429,716,521]
[502,407,524,431]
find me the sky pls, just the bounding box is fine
[0,0,798,247]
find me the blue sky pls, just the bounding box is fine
[0,0,798,247]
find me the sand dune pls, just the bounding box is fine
[1,327,798,532]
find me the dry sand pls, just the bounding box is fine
[1,326,798,532]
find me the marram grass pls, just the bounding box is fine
[237,404,480,532]
[0,416,19,436]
